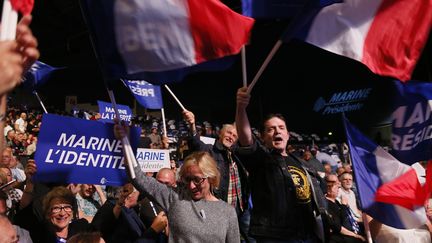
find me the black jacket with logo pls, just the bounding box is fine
[237,140,326,241]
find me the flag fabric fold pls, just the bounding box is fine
[375,168,425,210]
[343,116,427,229]
[122,80,163,110]
[390,80,432,165]
[81,0,254,85]
[296,0,432,82]
[22,61,62,91]
[10,0,34,15]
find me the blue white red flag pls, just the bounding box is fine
[343,116,428,229]
[122,80,163,110]
[22,61,61,91]
[81,0,254,84]
[295,0,432,82]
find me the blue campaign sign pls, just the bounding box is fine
[98,100,132,124]
[136,148,170,172]
[34,114,141,186]
[123,80,163,109]
[390,81,432,165]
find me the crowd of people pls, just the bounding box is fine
[1,14,432,243]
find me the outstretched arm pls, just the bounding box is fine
[19,159,36,209]
[114,121,176,211]
[235,87,253,146]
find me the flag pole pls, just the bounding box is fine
[161,108,167,136]
[33,91,48,114]
[341,113,373,243]
[107,89,137,179]
[164,85,186,111]
[79,0,140,180]
[246,0,321,94]
[0,0,18,41]
[246,40,282,94]
[241,46,248,88]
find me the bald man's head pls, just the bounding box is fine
[156,168,176,187]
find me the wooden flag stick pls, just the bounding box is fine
[241,46,248,88]
[164,85,186,111]
[107,90,137,179]
[161,108,167,136]
[247,40,282,94]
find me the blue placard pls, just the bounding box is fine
[390,81,432,165]
[123,80,163,109]
[34,114,141,186]
[98,100,132,124]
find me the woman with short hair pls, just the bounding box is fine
[42,186,93,242]
[116,122,239,243]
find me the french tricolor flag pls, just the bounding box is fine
[344,116,428,229]
[299,0,432,82]
[81,0,254,84]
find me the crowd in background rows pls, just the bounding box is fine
[0,104,368,243]
[0,14,431,243]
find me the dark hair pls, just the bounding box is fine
[260,113,287,133]
[0,190,8,201]
[169,151,178,161]
[104,186,121,201]
[66,232,103,243]
[43,186,76,220]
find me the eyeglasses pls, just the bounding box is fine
[51,204,73,214]
[181,176,208,186]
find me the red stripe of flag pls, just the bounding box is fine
[187,0,254,63]
[363,0,432,81]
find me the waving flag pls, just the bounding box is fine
[21,61,62,91]
[390,81,432,165]
[10,0,34,15]
[81,0,254,84]
[122,80,163,110]
[295,0,432,82]
[242,0,304,18]
[242,0,337,18]
[343,116,427,229]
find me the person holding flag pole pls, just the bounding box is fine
[0,0,39,162]
[235,86,327,242]
[107,89,138,179]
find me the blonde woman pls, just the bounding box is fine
[115,123,239,242]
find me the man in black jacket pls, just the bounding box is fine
[235,87,326,243]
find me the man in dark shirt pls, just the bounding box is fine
[236,87,326,242]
